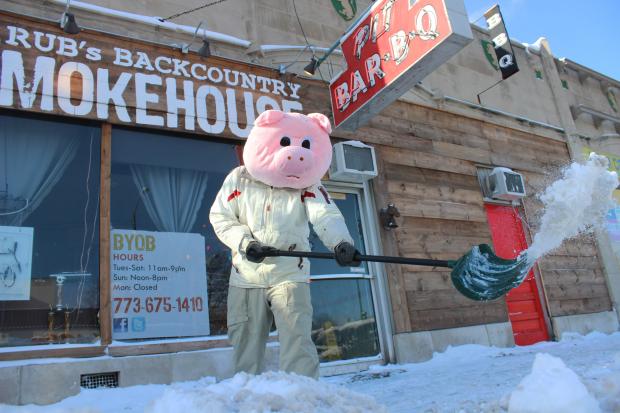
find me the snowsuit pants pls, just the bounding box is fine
[227,282,319,379]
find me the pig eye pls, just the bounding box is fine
[280,136,291,147]
[302,139,311,149]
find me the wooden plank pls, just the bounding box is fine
[388,252,466,272]
[489,152,548,174]
[541,269,607,285]
[406,105,486,139]
[400,217,492,237]
[432,140,492,164]
[494,137,568,164]
[412,122,490,150]
[99,123,112,346]
[384,162,482,190]
[409,303,509,332]
[391,195,488,222]
[0,345,106,361]
[108,338,234,356]
[367,112,416,135]
[402,270,454,292]
[537,256,603,271]
[406,289,503,311]
[544,283,611,301]
[543,238,599,257]
[386,180,484,205]
[373,153,412,333]
[381,146,477,176]
[486,124,570,157]
[351,125,434,151]
[548,297,612,317]
[397,233,492,255]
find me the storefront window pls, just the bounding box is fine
[110,128,239,340]
[0,113,101,347]
[309,191,381,362]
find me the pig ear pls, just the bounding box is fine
[307,113,332,134]
[255,110,285,126]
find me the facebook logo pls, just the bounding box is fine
[113,317,128,332]
[132,317,146,332]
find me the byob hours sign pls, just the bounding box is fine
[330,0,472,130]
[111,230,209,339]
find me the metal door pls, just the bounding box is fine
[485,204,550,345]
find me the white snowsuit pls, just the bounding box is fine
[209,166,353,377]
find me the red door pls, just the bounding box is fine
[485,204,550,345]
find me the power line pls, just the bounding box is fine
[291,0,324,81]
[159,0,229,22]
[292,0,312,49]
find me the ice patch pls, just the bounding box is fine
[508,353,601,413]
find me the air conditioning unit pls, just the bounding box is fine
[488,167,526,200]
[329,141,378,182]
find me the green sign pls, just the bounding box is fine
[331,0,357,21]
[480,40,499,71]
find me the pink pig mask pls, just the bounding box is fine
[243,110,333,189]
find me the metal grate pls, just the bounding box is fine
[80,372,119,389]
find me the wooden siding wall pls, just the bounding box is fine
[338,101,612,333]
[0,10,612,337]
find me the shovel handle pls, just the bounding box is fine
[259,249,454,268]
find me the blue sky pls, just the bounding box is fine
[463,0,620,80]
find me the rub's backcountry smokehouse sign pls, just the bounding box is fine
[0,13,304,138]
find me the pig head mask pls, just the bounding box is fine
[243,110,333,189]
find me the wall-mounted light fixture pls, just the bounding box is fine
[181,20,211,57]
[278,45,313,75]
[60,0,80,34]
[303,56,320,76]
[379,203,400,230]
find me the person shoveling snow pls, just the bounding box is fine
[453,152,619,301]
[209,110,361,378]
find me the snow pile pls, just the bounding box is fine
[508,353,601,413]
[149,371,388,413]
[582,348,620,412]
[525,153,618,262]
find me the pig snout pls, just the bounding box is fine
[275,146,314,177]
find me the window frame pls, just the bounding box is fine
[310,183,389,369]
[0,109,106,360]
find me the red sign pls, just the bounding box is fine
[330,0,472,130]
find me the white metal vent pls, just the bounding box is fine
[329,141,378,182]
[488,167,526,200]
[80,372,119,389]
[476,166,522,205]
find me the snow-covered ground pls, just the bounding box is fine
[2,158,618,413]
[2,331,619,413]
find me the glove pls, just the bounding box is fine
[245,241,276,263]
[334,241,361,267]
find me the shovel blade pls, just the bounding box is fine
[450,244,533,301]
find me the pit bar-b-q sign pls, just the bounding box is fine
[330,0,473,131]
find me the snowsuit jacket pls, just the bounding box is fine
[209,166,354,288]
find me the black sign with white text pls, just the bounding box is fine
[484,5,519,80]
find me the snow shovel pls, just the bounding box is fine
[258,244,533,301]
